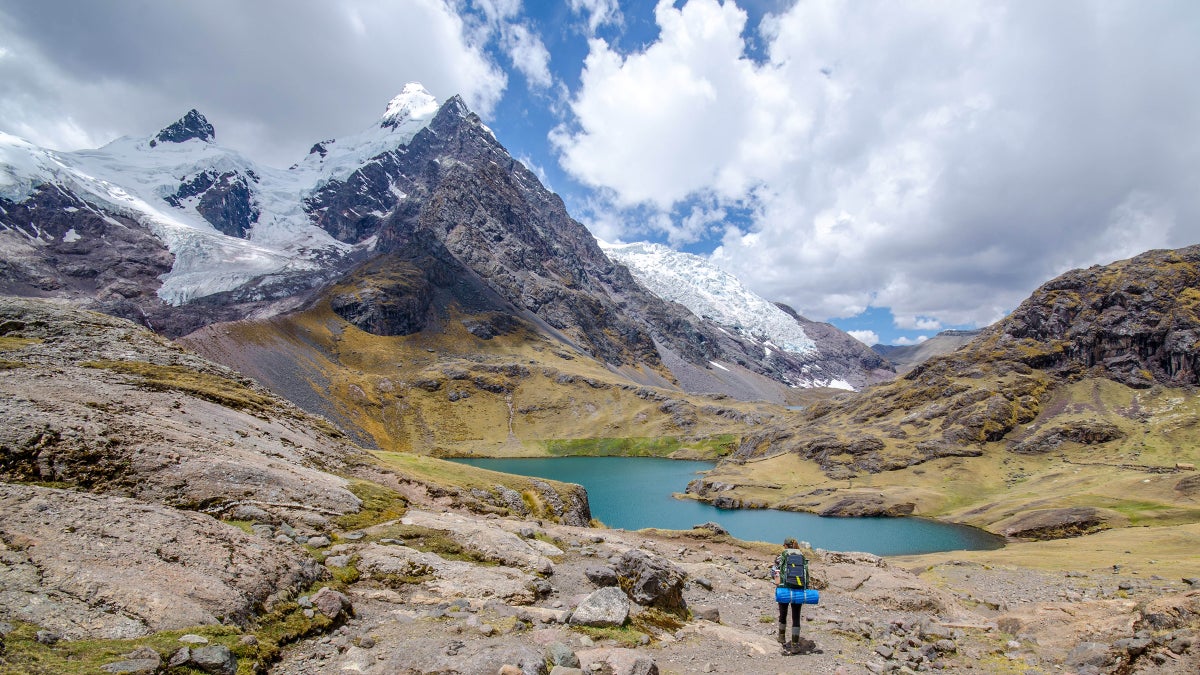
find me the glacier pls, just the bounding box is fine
[600,240,819,357]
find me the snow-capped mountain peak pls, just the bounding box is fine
[600,240,818,356]
[292,82,441,183]
[380,83,440,130]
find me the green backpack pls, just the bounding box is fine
[779,548,809,589]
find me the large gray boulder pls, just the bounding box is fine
[189,644,237,675]
[1066,642,1112,669]
[614,549,687,611]
[585,565,618,587]
[311,587,352,620]
[569,587,630,628]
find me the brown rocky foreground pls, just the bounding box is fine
[263,508,1198,675]
[1,296,1197,674]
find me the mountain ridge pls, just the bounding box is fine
[0,84,886,402]
[689,245,1200,539]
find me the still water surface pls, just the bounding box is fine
[452,456,1003,556]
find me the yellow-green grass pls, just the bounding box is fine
[372,450,576,494]
[538,435,736,459]
[80,360,280,417]
[894,522,1200,580]
[369,450,585,523]
[0,601,335,675]
[0,336,40,351]
[334,478,408,531]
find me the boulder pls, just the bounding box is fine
[1066,642,1112,669]
[546,641,580,668]
[819,494,915,517]
[399,510,559,574]
[569,587,630,627]
[100,659,160,674]
[189,644,237,675]
[614,549,687,611]
[100,647,161,675]
[311,586,352,620]
[584,565,618,587]
[575,647,659,675]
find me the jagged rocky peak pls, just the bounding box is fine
[380,82,441,130]
[154,109,215,144]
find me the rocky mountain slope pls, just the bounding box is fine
[2,297,1196,675]
[601,241,894,391]
[690,246,1200,537]
[0,85,880,405]
[872,329,983,374]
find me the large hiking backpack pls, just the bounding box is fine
[779,549,809,589]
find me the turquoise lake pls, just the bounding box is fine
[452,456,1004,556]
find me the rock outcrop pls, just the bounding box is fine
[722,245,1200,481]
[154,109,216,144]
[0,297,367,520]
[0,483,322,639]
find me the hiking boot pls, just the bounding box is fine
[791,637,817,654]
[776,627,786,645]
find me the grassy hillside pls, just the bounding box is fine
[692,247,1200,539]
[182,300,776,459]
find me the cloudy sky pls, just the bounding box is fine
[2,0,1198,345]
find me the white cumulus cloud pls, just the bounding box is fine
[847,330,880,347]
[554,0,1200,329]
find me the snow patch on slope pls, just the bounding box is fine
[601,240,817,356]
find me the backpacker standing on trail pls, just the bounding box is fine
[771,537,817,655]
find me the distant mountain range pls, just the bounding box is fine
[872,329,983,374]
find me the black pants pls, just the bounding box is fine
[778,602,801,626]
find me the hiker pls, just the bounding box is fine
[771,537,814,655]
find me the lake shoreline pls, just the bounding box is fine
[451,456,1005,557]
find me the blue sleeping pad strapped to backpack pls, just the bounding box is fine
[775,587,820,605]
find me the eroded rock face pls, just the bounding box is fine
[328,256,434,336]
[166,170,260,238]
[0,187,173,315]
[1010,419,1125,454]
[0,483,323,639]
[996,246,1200,387]
[999,507,1119,540]
[399,510,560,574]
[0,297,366,519]
[819,495,916,518]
